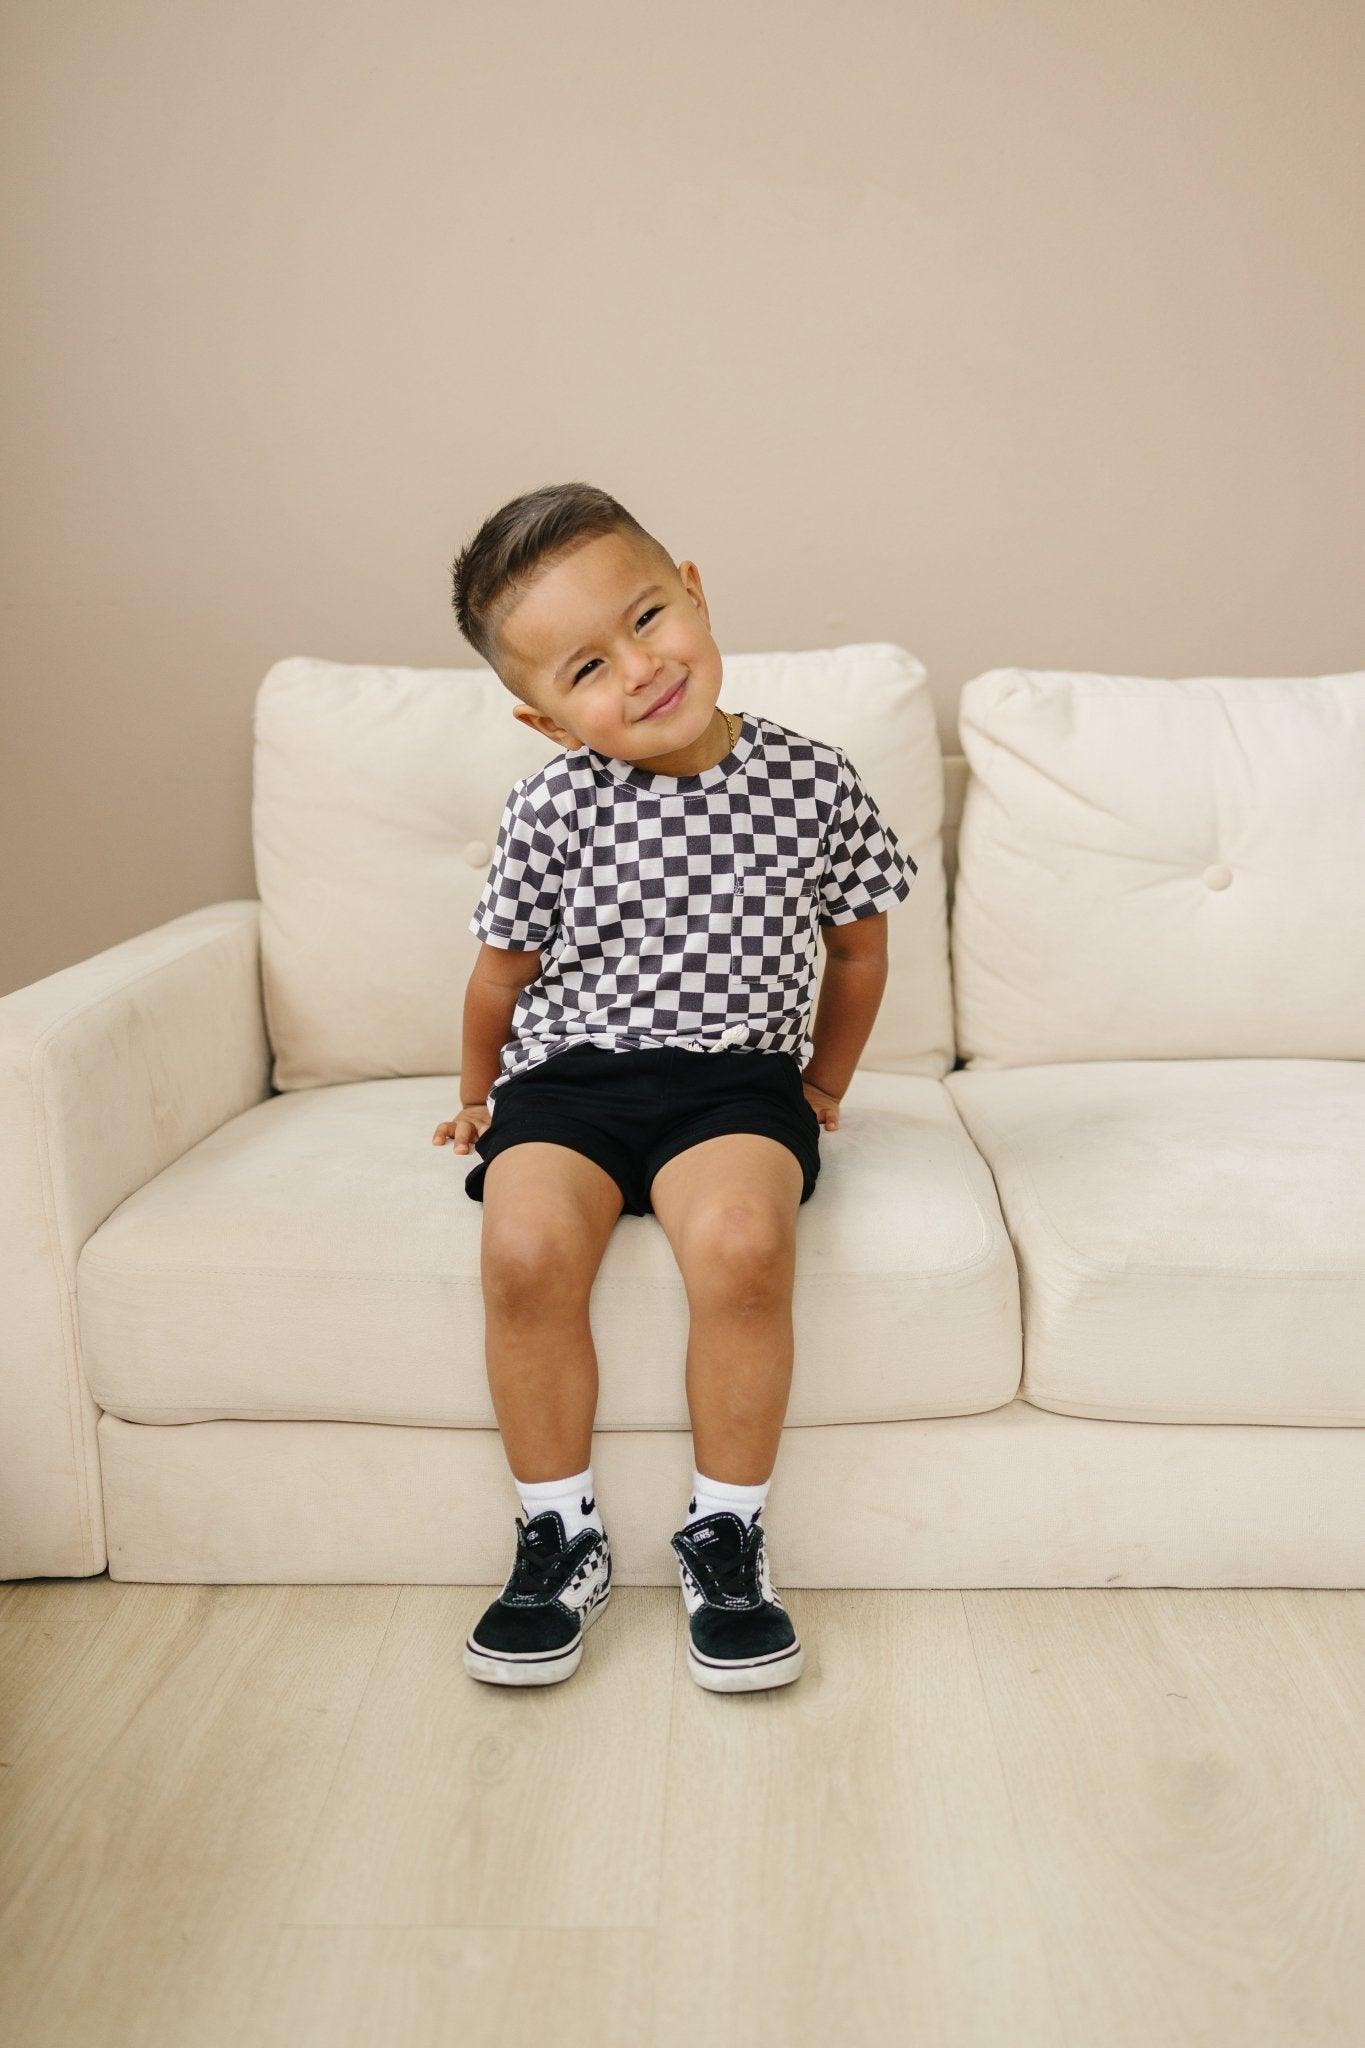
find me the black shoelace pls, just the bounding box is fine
[691,1529,763,1605]
[510,1521,581,1597]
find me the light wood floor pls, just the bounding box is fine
[2,1577,1363,2047]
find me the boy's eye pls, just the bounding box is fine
[571,605,664,685]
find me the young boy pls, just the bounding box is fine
[435,482,917,1694]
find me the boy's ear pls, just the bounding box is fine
[676,558,710,630]
[511,704,583,751]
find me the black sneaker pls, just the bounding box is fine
[464,1511,612,1686]
[669,1509,804,1692]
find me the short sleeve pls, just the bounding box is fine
[817,749,918,927]
[468,779,565,949]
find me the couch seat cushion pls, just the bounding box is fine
[946,1059,1365,1425]
[77,1073,1019,1430]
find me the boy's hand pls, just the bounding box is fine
[801,1078,843,1133]
[432,1105,492,1154]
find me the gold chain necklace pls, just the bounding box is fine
[722,707,739,752]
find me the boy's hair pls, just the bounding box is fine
[450,481,674,703]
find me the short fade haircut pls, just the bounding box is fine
[450,481,675,703]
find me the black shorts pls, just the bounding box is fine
[463,1043,822,1217]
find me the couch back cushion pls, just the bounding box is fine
[253,645,952,1091]
[952,668,1365,1067]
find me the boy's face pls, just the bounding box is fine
[493,530,726,772]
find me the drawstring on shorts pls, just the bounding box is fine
[677,1023,751,1054]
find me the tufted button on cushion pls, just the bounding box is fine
[1201,863,1233,890]
[464,840,492,868]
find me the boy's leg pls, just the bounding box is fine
[648,1135,807,1693]
[479,1142,624,1479]
[465,1143,622,1689]
[646,1134,804,1481]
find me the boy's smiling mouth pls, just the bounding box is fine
[638,677,688,721]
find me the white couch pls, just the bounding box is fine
[4,649,1363,1588]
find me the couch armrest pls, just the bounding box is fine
[0,902,272,1578]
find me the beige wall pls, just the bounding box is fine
[3,0,1362,994]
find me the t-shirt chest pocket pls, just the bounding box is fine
[730,856,818,981]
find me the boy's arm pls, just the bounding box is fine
[460,774,566,1112]
[460,942,544,1108]
[804,911,890,1100]
[806,742,917,1103]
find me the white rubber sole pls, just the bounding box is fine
[463,1585,610,1687]
[686,1637,805,1693]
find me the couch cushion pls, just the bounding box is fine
[252,644,952,1091]
[945,1058,1365,1425]
[76,1073,1019,1431]
[952,667,1365,1067]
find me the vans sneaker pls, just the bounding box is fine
[464,1510,612,1686]
[669,1509,803,1693]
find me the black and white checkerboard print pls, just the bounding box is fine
[467,711,917,1110]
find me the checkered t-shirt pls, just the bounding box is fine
[467,711,917,1112]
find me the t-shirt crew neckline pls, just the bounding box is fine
[583,711,756,792]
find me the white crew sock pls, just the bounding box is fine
[684,1466,770,1531]
[512,1464,604,1541]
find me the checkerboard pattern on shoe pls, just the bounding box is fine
[670,1508,804,1693]
[464,1511,612,1688]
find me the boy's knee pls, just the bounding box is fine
[481,1220,591,1312]
[687,1203,794,1299]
